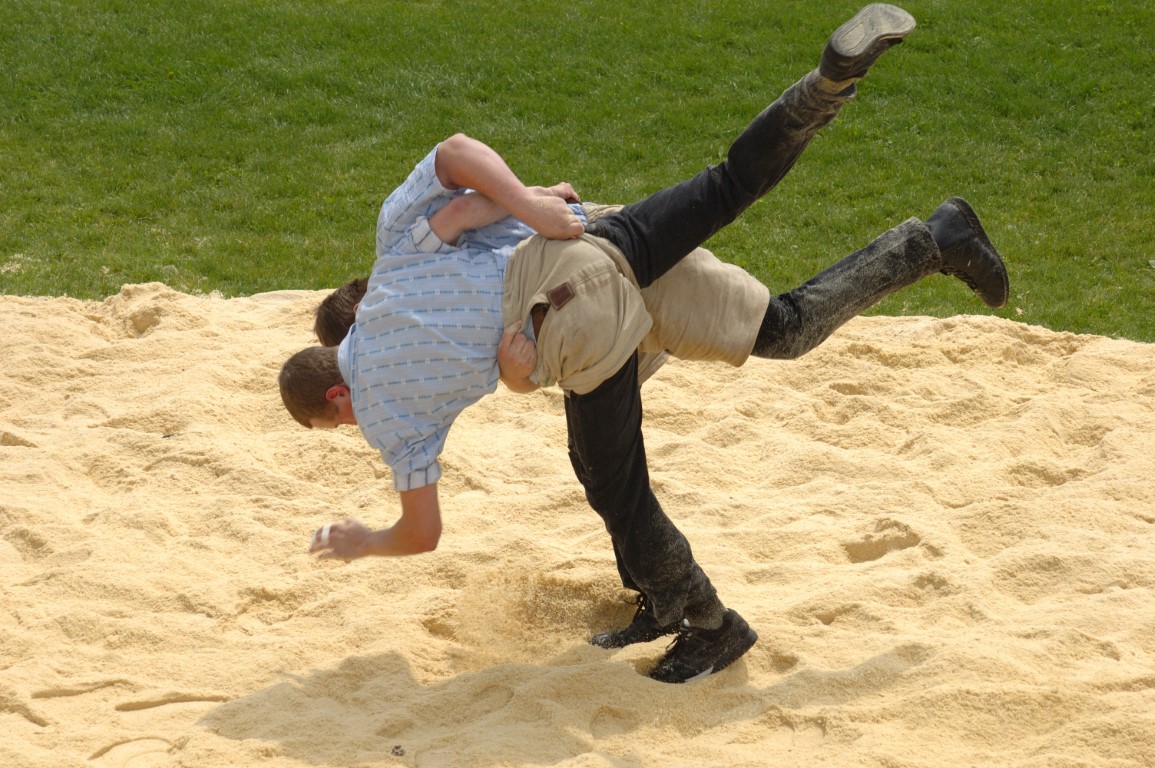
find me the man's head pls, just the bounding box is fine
[314,277,369,347]
[279,346,357,429]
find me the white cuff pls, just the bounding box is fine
[409,216,452,254]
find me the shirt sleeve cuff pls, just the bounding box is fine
[392,460,443,492]
[409,216,452,254]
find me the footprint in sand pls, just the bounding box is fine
[590,706,641,738]
[842,519,921,564]
[762,717,828,754]
[461,684,514,721]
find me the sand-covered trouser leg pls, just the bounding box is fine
[565,354,724,630]
[571,67,856,633]
[587,70,853,289]
[752,218,940,359]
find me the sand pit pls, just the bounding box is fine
[2,282,1153,767]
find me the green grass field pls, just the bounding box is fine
[2,0,1151,340]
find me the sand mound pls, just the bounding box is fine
[2,282,1153,767]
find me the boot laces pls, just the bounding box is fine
[663,619,703,653]
[629,593,652,620]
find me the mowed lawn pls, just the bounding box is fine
[1,0,1151,340]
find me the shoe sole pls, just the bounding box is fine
[829,4,917,59]
[946,196,1010,308]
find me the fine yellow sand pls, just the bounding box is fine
[2,282,1154,768]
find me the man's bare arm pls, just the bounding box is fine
[429,183,583,247]
[308,483,443,559]
[428,191,509,245]
[433,133,584,240]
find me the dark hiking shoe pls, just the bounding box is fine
[590,594,677,649]
[820,4,917,83]
[648,609,758,684]
[926,197,1010,308]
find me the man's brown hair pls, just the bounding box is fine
[279,346,344,427]
[314,277,369,347]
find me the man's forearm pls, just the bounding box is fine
[357,523,439,556]
[435,134,533,210]
[500,373,540,394]
[434,134,583,240]
[428,192,508,245]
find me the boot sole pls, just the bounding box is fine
[829,4,917,59]
[946,196,1010,308]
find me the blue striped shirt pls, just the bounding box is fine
[337,145,584,491]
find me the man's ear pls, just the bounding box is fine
[325,384,350,402]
